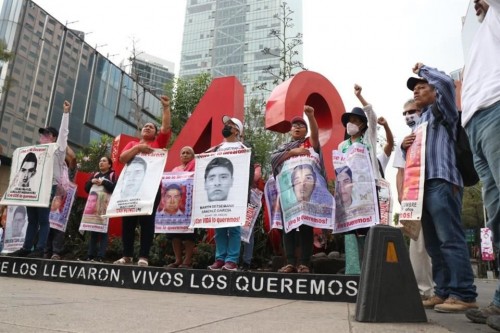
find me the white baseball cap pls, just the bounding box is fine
[222,115,243,135]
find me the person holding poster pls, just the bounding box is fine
[83,156,116,262]
[270,106,324,274]
[9,100,71,258]
[206,115,254,271]
[165,147,196,269]
[402,63,477,313]
[393,99,433,301]
[113,95,171,267]
[337,84,380,275]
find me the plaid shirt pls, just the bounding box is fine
[413,66,463,187]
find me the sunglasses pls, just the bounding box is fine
[291,123,307,129]
[403,109,418,116]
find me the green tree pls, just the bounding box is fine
[462,183,485,229]
[165,73,212,137]
[0,39,14,92]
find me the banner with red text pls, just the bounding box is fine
[190,149,251,228]
[399,122,427,239]
[264,176,282,230]
[49,183,77,232]
[79,185,111,233]
[241,188,263,243]
[155,171,194,233]
[106,150,167,217]
[377,178,393,226]
[481,227,495,262]
[332,143,378,233]
[276,156,334,233]
[1,144,57,207]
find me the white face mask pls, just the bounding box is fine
[346,122,360,136]
[405,113,421,128]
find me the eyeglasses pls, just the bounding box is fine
[291,123,306,129]
[403,109,418,116]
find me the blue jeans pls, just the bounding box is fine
[421,179,477,301]
[88,231,108,258]
[24,185,56,251]
[215,227,241,264]
[465,101,500,305]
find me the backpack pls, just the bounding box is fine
[431,103,479,187]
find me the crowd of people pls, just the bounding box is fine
[0,0,499,330]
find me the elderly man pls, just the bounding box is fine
[402,63,477,313]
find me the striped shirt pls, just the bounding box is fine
[413,66,462,187]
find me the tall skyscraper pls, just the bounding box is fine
[179,0,303,103]
[131,53,175,97]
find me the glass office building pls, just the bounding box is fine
[0,0,162,162]
[179,0,303,103]
[131,53,175,97]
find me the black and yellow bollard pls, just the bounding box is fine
[355,224,427,322]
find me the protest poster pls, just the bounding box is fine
[1,206,28,253]
[49,183,77,232]
[481,227,495,262]
[106,150,167,217]
[79,184,112,233]
[264,176,282,230]
[155,171,194,233]
[332,143,378,233]
[241,188,263,243]
[377,178,393,226]
[1,144,57,207]
[276,155,334,233]
[190,148,251,228]
[399,122,427,240]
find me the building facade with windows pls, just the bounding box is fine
[131,53,175,97]
[179,0,303,103]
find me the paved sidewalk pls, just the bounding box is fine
[0,276,474,333]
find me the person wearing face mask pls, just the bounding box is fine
[392,99,433,302]
[337,84,380,275]
[205,115,254,271]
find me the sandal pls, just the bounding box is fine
[278,264,297,273]
[296,265,310,273]
[165,262,181,269]
[113,257,133,265]
[138,258,149,267]
[179,263,192,269]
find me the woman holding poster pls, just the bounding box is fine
[113,95,172,267]
[165,146,196,269]
[270,105,325,274]
[82,156,116,262]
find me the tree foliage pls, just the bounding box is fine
[462,183,485,229]
[75,135,113,173]
[165,73,212,137]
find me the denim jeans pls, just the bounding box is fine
[215,227,241,264]
[45,228,65,255]
[421,179,477,301]
[88,231,108,258]
[24,185,56,251]
[465,101,500,305]
[283,225,313,266]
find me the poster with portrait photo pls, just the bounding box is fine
[1,206,28,253]
[399,122,427,238]
[481,227,495,262]
[155,171,194,233]
[49,182,77,232]
[241,188,263,243]
[332,143,379,233]
[190,148,251,229]
[377,178,393,226]
[1,143,57,207]
[276,156,335,234]
[79,184,111,233]
[264,176,283,230]
[106,149,167,217]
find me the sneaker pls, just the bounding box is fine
[422,295,445,309]
[50,254,61,260]
[466,303,500,324]
[8,248,31,257]
[26,249,44,258]
[487,315,500,331]
[95,257,103,263]
[240,262,251,271]
[434,297,478,313]
[222,261,238,271]
[208,260,224,270]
